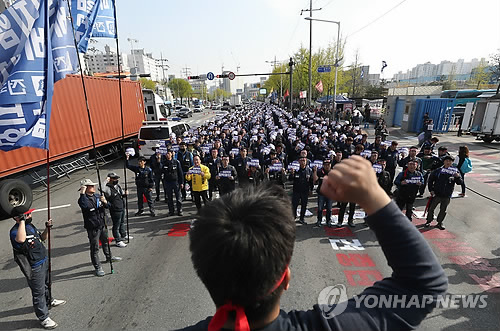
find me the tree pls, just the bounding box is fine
[140,78,156,90]
[209,88,231,102]
[489,50,500,83]
[470,60,492,89]
[168,78,193,104]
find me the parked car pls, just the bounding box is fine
[138,119,190,156]
[211,104,221,110]
[221,102,231,111]
[177,107,193,118]
[193,105,203,113]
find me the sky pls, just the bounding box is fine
[96,0,500,89]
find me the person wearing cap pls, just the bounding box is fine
[161,149,184,216]
[382,141,400,187]
[175,141,194,201]
[78,179,122,276]
[369,135,383,153]
[425,155,462,230]
[289,156,313,225]
[398,146,422,172]
[419,136,439,154]
[9,206,66,329]
[216,155,238,196]
[102,172,130,247]
[149,144,165,202]
[180,156,447,331]
[264,157,286,189]
[126,154,155,217]
[186,155,211,211]
[394,160,423,221]
[312,159,333,227]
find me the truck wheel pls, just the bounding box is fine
[0,179,33,216]
[482,137,493,143]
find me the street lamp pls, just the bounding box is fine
[127,38,139,73]
[304,17,340,116]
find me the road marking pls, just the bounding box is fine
[32,204,71,212]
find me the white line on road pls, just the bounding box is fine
[33,204,71,212]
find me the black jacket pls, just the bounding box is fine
[78,193,108,230]
[289,166,313,193]
[428,166,462,198]
[103,183,125,212]
[127,160,154,188]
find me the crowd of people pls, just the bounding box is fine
[9,102,472,329]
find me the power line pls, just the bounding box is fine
[347,0,409,38]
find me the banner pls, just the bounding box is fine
[315,80,323,93]
[218,170,232,178]
[373,164,383,174]
[299,90,307,99]
[0,0,78,151]
[269,163,283,172]
[72,0,117,53]
[189,166,201,175]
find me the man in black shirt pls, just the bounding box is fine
[233,147,251,187]
[181,156,447,331]
[10,206,66,329]
[289,156,313,225]
[149,145,164,202]
[126,155,155,217]
[162,150,184,216]
[205,148,221,200]
[102,172,129,247]
[216,155,237,196]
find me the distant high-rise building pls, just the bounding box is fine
[127,49,162,81]
[85,44,129,75]
[221,71,231,94]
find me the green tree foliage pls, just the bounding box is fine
[208,88,231,101]
[168,78,193,103]
[139,78,156,90]
[490,50,500,83]
[470,60,492,89]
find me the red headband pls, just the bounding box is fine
[208,266,288,331]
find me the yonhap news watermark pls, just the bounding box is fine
[318,285,488,318]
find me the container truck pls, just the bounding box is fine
[0,75,145,216]
[230,95,242,109]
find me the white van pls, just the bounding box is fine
[143,89,170,121]
[137,119,190,156]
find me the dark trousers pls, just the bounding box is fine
[396,198,415,220]
[419,171,431,195]
[386,167,396,186]
[317,194,332,225]
[110,210,126,242]
[338,202,356,224]
[192,190,209,210]
[87,227,111,269]
[208,179,217,200]
[426,196,450,225]
[137,186,154,212]
[164,181,182,214]
[26,259,51,321]
[153,175,162,199]
[292,190,308,221]
[459,171,466,194]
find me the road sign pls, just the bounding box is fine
[317,65,331,73]
[228,71,236,80]
[207,72,215,80]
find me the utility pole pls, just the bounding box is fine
[301,2,322,107]
[156,52,169,98]
[289,57,294,112]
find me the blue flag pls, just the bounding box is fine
[0,0,78,151]
[72,0,117,53]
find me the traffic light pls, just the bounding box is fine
[216,74,228,78]
[188,76,201,80]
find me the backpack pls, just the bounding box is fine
[460,158,472,174]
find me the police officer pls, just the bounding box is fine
[126,155,155,217]
[102,172,130,248]
[175,141,194,200]
[264,157,286,188]
[289,156,313,225]
[162,149,184,216]
[394,160,423,221]
[383,140,400,185]
[425,155,462,230]
[149,144,164,202]
[9,206,66,329]
[313,159,333,227]
[78,179,121,277]
[216,155,237,196]
[376,159,392,196]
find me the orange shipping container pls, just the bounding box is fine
[0,75,145,178]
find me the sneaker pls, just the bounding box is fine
[458,193,465,197]
[424,222,431,228]
[150,211,156,217]
[41,317,58,329]
[177,211,183,216]
[298,219,306,225]
[336,222,343,227]
[115,241,127,248]
[104,256,122,263]
[126,236,134,240]
[134,210,143,216]
[95,267,105,277]
[417,193,424,198]
[436,224,446,230]
[50,299,66,308]
[348,220,355,227]
[314,223,322,228]
[168,212,175,217]
[155,197,160,202]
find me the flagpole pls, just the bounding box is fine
[67,1,115,274]
[112,0,131,243]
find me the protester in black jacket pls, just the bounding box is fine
[233,147,252,187]
[181,156,447,331]
[216,155,237,196]
[162,150,184,216]
[289,156,313,225]
[78,179,121,277]
[425,155,462,230]
[394,161,423,220]
[126,155,155,216]
[204,148,221,200]
[149,146,164,202]
[376,159,392,196]
[102,172,129,247]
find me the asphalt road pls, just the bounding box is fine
[0,121,499,331]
